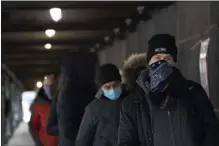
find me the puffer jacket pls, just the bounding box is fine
[30,87,58,146]
[75,87,128,146]
[118,69,219,146]
[57,52,98,146]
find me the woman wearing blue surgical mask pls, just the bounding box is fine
[75,63,127,146]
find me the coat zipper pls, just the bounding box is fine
[168,111,176,146]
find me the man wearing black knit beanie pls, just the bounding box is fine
[118,34,219,146]
[76,63,128,146]
[146,34,178,64]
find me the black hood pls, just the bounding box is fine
[61,52,98,88]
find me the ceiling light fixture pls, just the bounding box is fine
[95,43,100,48]
[137,6,145,14]
[49,7,62,22]
[104,36,110,42]
[44,43,52,49]
[90,48,95,52]
[45,29,56,37]
[113,28,120,34]
[36,81,43,88]
[125,18,132,26]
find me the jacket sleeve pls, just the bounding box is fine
[75,105,98,146]
[118,99,139,146]
[192,83,219,146]
[46,96,59,136]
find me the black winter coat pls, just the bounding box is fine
[57,52,98,146]
[76,93,126,146]
[118,70,219,146]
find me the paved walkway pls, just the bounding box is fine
[6,122,35,146]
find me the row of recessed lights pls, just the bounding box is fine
[90,6,145,52]
[36,6,145,88]
[36,8,62,88]
[44,8,62,50]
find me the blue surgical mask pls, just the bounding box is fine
[102,87,122,100]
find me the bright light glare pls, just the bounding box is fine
[22,101,31,123]
[49,8,62,22]
[200,53,207,59]
[44,76,47,80]
[21,91,37,123]
[44,43,52,49]
[45,29,56,37]
[36,81,43,88]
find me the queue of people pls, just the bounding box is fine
[29,34,219,146]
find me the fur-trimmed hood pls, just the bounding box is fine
[121,53,147,88]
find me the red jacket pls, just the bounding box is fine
[31,94,58,146]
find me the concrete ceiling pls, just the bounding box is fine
[2,1,173,90]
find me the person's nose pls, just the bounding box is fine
[159,57,165,61]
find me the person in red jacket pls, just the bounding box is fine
[31,74,58,146]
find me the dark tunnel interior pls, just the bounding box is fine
[1,1,219,146]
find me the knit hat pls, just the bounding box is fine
[96,63,121,86]
[146,34,178,63]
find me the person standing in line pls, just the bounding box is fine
[76,63,128,146]
[118,34,219,146]
[30,74,58,146]
[57,52,98,146]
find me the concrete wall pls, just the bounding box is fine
[98,1,219,116]
[208,28,219,117]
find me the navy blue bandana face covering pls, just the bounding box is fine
[148,60,179,109]
[149,60,174,92]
